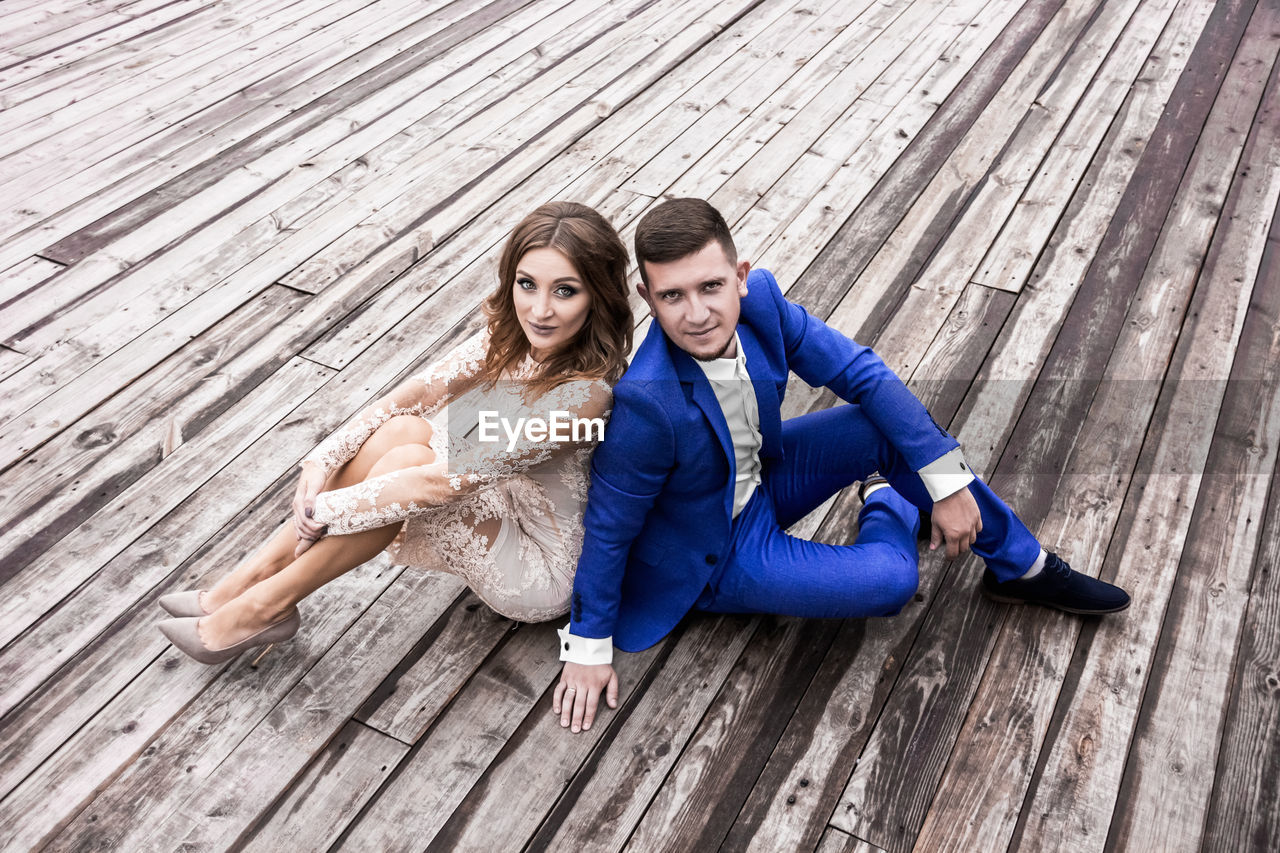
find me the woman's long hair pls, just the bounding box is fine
[479,201,632,394]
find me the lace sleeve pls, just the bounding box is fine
[311,379,612,535]
[300,333,487,475]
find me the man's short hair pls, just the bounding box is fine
[634,198,737,285]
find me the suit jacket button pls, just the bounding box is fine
[705,554,717,565]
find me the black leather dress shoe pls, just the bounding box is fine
[981,551,1130,615]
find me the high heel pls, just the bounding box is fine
[157,589,211,618]
[157,609,301,665]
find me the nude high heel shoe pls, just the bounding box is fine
[157,609,301,665]
[157,590,211,618]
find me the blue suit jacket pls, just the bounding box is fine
[569,269,958,651]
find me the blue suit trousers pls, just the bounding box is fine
[694,404,1042,619]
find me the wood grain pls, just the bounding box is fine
[1006,8,1280,849]
[829,0,1266,847]
[298,0,813,367]
[624,617,842,851]
[0,0,508,259]
[242,719,409,852]
[785,0,1069,331]
[818,826,887,853]
[2,0,1277,847]
[1202,248,1280,850]
[422,640,665,851]
[916,3,1280,850]
[1102,41,1280,848]
[951,0,1220,478]
[331,621,586,851]
[357,589,515,743]
[524,614,756,852]
[0,345,30,384]
[0,0,213,93]
[133,567,468,851]
[0,0,743,473]
[0,254,63,304]
[1,533,410,851]
[0,0,377,158]
[0,357,335,701]
[0,285,311,577]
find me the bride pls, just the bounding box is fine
[158,201,633,663]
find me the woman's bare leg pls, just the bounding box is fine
[201,415,433,612]
[197,442,434,648]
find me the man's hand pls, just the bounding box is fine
[554,662,618,733]
[930,487,982,559]
[292,463,328,557]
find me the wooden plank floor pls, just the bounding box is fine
[1,0,1278,849]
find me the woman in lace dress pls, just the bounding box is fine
[157,201,633,663]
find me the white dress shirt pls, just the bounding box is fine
[694,335,762,518]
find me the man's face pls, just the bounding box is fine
[638,241,750,361]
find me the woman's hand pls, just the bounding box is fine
[293,463,328,557]
[554,662,618,733]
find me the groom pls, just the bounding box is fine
[552,198,1128,733]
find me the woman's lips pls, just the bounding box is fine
[528,322,557,335]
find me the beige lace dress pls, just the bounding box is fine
[302,334,612,622]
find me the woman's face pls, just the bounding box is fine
[512,246,593,361]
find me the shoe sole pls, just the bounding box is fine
[981,589,1131,616]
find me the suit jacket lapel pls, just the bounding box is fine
[672,345,736,519]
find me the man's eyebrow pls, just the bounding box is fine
[516,268,582,284]
[655,275,725,297]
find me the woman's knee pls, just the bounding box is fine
[369,442,435,477]
[368,415,433,456]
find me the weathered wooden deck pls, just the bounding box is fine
[1,0,1278,849]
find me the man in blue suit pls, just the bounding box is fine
[553,198,1128,733]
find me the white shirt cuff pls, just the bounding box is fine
[918,447,975,503]
[558,624,613,665]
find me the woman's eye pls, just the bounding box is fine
[517,278,536,290]
[555,285,579,298]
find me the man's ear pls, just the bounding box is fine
[736,259,751,297]
[636,280,654,309]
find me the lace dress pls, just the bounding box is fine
[301,334,612,622]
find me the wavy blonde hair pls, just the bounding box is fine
[480,201,631,394]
